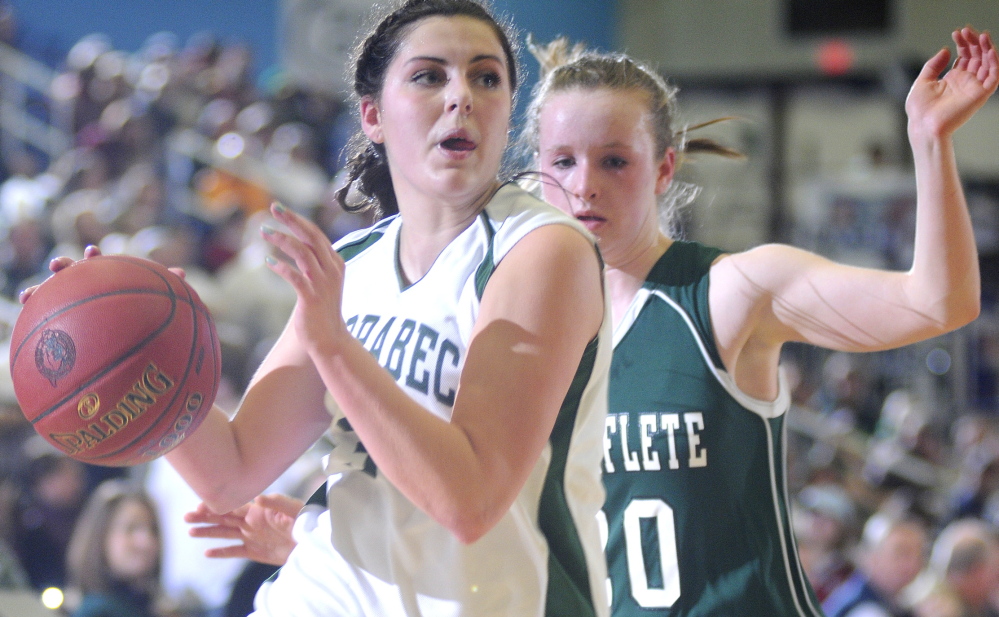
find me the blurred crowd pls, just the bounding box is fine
[0,7,363,616]
[0,5,994,617]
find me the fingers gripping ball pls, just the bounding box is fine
[9,255,221,466]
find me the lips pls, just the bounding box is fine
[441,137,475,151]
[575,210,605,223]
[438,129,476,152]
[574,210,606,232]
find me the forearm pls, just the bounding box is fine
[907,127,980,330]
[166,404,262,512]
[167,361,333,513]
[311,335,501,542]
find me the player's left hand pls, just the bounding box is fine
[906,26,998,138]
[185,493,303,566]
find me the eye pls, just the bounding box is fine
[412,68,445,86]
[475,70,502,89]
[603,156,628,170]
[550,156,575,170]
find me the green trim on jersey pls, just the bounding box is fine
[603,240,822,617]
[336,216,393,261]
[474,209,496,300]
[541,337,600,617]
[470,202,604,617]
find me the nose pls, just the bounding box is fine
[446,77,473,115]
[569,164,598,202]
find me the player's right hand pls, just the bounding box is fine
[18,245,103,304]
[18,244,188,304]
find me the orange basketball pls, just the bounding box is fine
[8,255,221,467]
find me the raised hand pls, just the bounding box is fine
[185,493,304,566]
[906,26,999,138]
[260,202,350,357]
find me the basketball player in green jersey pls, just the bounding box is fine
[182,22,997,617]
[523,27,997,617]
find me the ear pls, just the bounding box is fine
[360,97,384,144]
[654,147,676,195]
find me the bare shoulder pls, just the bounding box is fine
[484,222,603,336]
[501,222,602,283]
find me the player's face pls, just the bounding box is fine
[105,499,159,582]
[361,16,512,209]
[538,88,674,265]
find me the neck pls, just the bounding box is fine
[396,180,500,285]
[604,232,672,327]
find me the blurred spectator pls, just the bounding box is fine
[0,148,56,230]
[947,454,999,528]
[65,479,180,617]
[945,416,999,527]
[796,483,860,603]
[0,451,27,591]
[0,214,51,299]
[260,121,327,212]
[0,531,26,590]
[823,509,929,617]
[910,518,999,617]
[11,439,87,590]
[811,352,883,435]
[0,364,29,592]
[212,210,295,387]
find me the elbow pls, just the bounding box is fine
[942,291,981,332]
[435,495,505,545]
[450,516,494,545]
[959,295,981,327]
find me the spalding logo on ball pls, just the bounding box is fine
[8,255,222,467]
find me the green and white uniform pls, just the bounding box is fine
[601,240,823,617]
[253,183,611,617]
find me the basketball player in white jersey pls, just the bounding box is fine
[29,1,613,616]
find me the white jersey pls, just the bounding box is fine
[253,183,611,617]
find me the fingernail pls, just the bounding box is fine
[261,225,276,236]
[272,202,287,214]
[264,255,277,266]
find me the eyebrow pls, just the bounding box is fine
[406,54,505,67]
[545,142,633,153]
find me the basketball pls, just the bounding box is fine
[8,255,222,467]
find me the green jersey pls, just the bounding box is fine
[602,241,823,617]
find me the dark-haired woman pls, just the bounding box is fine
[32,1,612,616]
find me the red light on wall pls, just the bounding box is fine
[817,38,855,75]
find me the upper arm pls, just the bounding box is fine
[450,223,603,503]
[712,243,968,355]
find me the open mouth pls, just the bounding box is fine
[440,137,476,151]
